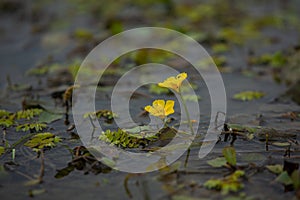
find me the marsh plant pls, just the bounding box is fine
[98,72,196,150]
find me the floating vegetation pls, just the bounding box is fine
[266,164,283,174]
[204,170,245,195]
[207,157,227,168]
[207,146,237,168]
[83,110,117,121]
[233,91,265,101]
[0,118,14,128]
[275,170,300,191]
[99,128,158,148]
[222,146,236,167]
[0,108,47,129]
[16,123,47,132]
[0,110,11,118]
[248,51,286,68]
[24,132,61,151]
[15,108,43,120]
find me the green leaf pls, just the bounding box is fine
[275,171,293,185]
[24,132,61,150]
[0,146,4,156]
[266,165,283,174]
[204,170,245,195]
[204,179,222,189]
[222,146,236,166]
[207,157,227,167]
[0,110,11,118]
[99,127,160,149]
[0,118,14,127]
[291,170,300,189]
[16,123,47,132]
[271,142,291,147]
[38,111,63,123]
[16,109,43,120]
[233,91,265,101]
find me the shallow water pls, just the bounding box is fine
[0,1,300,200]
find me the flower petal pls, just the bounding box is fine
[165,100,175,116]
[176,72,187,81]
[153,99,165,108]
[144,105,151,112]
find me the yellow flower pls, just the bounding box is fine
[144,100,175,119]
[158,72,187,93]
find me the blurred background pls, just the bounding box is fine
[0,0,300,96]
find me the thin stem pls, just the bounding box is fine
[178,91,194,135]
[38,150,45,183]
[184,148,190,168]
[178,89,195,168]
[162,118,168,128]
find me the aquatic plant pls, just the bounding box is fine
[158,72,187,93]
[24,132,61,152]
[204,170,245,195]
[99,128,158,148]
[157,72,195,135]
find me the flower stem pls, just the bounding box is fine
[179,91,195,135]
